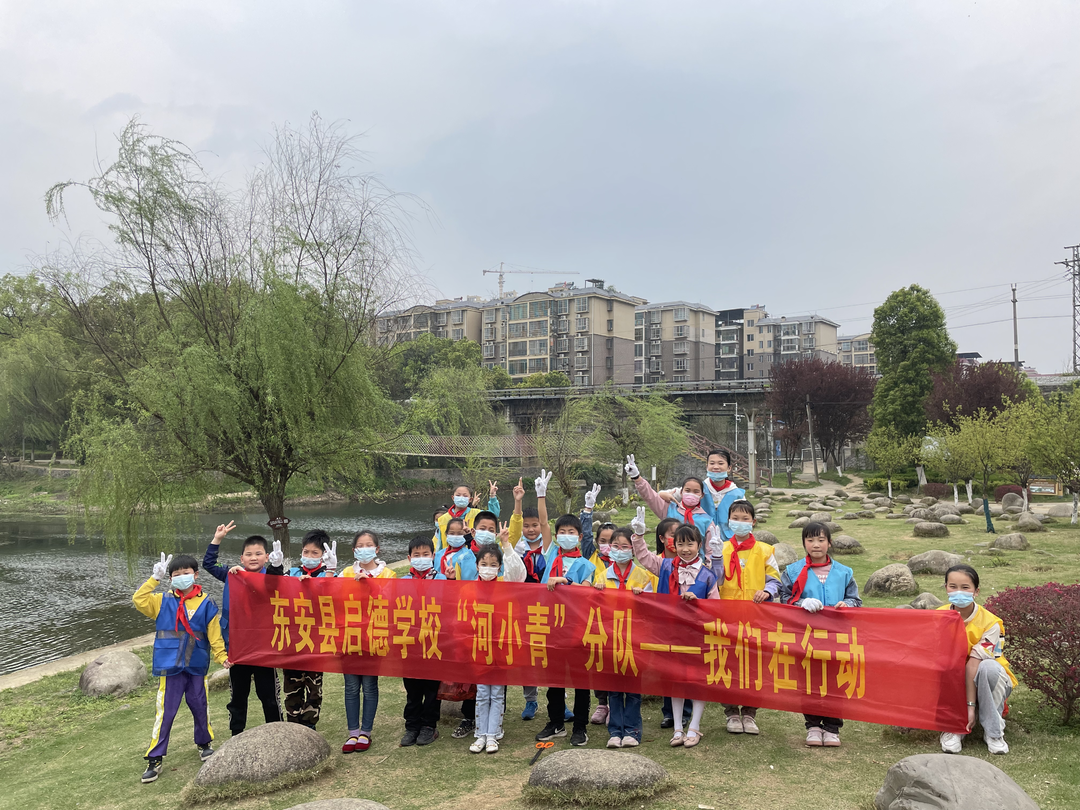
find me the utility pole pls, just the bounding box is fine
[805,395,819,484]
[1056,245,1080,374]
[1011,283,1020,370]
[747,410,757,487]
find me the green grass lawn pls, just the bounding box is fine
[2,501,1079,810]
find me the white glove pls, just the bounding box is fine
[535,469,553,498]
[800,598,824,613]
[514,539,530,556]
[671,486,683,504]
[631,506,647,536]
[322,541,338,570]
[268,540,283,568]
[584,483,601,509]
[625,454,640,479]
[152,552,172,582]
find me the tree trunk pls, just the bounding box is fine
[982,475,995,533]
[786,467,793,487]
[966,480,973,504]
[887,477,892,499]
[260,488,292,559]
[1022,487,1029,512]
[952,482,958,504]
[1073,491,1078,526]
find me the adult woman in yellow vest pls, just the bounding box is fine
[937,564,1017,756]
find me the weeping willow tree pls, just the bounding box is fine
[40,115,419,558]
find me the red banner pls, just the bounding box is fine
[228,572,970,733]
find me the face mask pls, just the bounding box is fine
[681,493,701,508]
[453,495,470,509]
[730,521,753,538]
[353,547,378,564]
[948,591,975,608]
[708,471,728,482]
[598,544,611,557]
[477,565,500,581]
[410,556,434,572]
[300,555,323,569]
[609,548,633,565]
[171,573,195,591]
[474,530,496,545]
[556,534,580,550]
[446,534,467,548]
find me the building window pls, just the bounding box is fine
[782,338,798,352]
[607,319,614,332]
[854,340,869,352]
[650,327,662,340]
[483,309,497,323]
[855,353,870,365]
[556,357,570,371]
[529,301,550,318]
[508,322,526,338]
[605,356,613,369]
[635,312,644,326]
[673,374,687,382]
[649,359,662,373]
[606,337,614,349]
[574,337,589,351]
[840,341,852,351]
[452,310,465,325]
[804,321,816,334]
[529,339,548,355]
[634,327,644,341]
[650,341,662,355]
[674,341,687,354]
[507,304,528,321]
[747,362,754,371]
[650,310,661,324]
[575,317,589,331]
[868,353,876,364]
[508,360,528,375]
[413,313,429,328]
[607,299,614,312]
[509,341,528,357]
[575,373,590,386]
[529,320,548,337]
[674,325,688,338]
[841,355,852,364]
[674,358,688,371]
[748,348,754,357]
[557,318,568,333]
[634,359,643,374]
[528,358,548,373]
[554,299,569,315]
[576,297,589,313]
[674,307,688,321]
[575,355,589,370]
[483,327,496,341]
[759,341,764,349]
[434,313,447,326]
[556,338,569,353]
[451,328,463,340]
[634,344,643,357]
[747,319,754,328]
[482,344,495,358]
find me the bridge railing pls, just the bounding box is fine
[487,379,770,400]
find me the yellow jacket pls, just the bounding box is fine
[339,563,397,579]
[133,577,227,666]
[719,541,781,601]
[596,561,656,592]
[937,603,1017,687]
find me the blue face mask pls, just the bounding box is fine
[948,591,975,608]
[609,548,633,565]
[474,529,496,545]
[730,520,753,538]
[300,555,323,569]
[556,534,580,550]
[410,556,434,572]
[353,547,378,564]
[171,573,195,591]
[446,534,467,548]
[708,471,728,482]
[453,495,470,509]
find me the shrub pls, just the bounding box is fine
[921,482,953,499]
[994,484,1024,502]
[864,475,917,493]
[985,583,1080,724]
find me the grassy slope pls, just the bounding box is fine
[1,502,1078,810]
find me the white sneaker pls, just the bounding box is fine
[986,736,1009,755]
[485,737,499,754]
[620,736,639,748]
[741,716,760,735]
[726,715,744,733]
[606,735,622,748]
[469,736,486,754]
[940,732,963,754]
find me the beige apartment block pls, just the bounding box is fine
[376,298,485,345]
[744,313,839,379]
[634,301,716,384]
[837,332,877,375]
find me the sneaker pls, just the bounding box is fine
[452,719,475,739]
[606,735,622,748]
[726,715,744,734]
[741,716,760,735]
[469,736,486,754]
[485,737,499,754]
[416,727,439,746]
[590,705,609,725]
[564,707,575,721]
[198,744,214,761]
[521,701,538,721]
[986,736,1009,755]
[621,736,639,748]
[494,729,504,741]
[342,736,359,754]
[822,731,841,747]
[355,733,371,752]
[400,728,419,747]
[140,758,163,783]
[805,727,824,747]
[660,716,675,729]
[940,732,963,754]
[570,728,589,747]
[535,722,566,741]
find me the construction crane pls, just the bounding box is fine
[483,262,580,298]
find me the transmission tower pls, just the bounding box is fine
[1056,245,1080,373]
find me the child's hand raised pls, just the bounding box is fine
[584,483,601,510]
[268,540,283,568]
[631,507,647,537]
[322,541,338,570]
[625,454,639,479]
[497,521,510,546]
[213,521,237,544]
[489,480,498,498]
[445,567,457,580]
[535,469,552,497]
[152,552,172,582]
[228,565,243,575]
[513,477,525,501]
[471,491,482,507]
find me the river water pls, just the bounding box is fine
[0,495,450,676]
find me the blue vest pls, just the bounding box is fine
[153,593,218,677]
[287,567,333,578]
[541,552,595,585]
[784,559,854,606]
[664,503,714,539]
[435,545,478,581]
[656,559,718,598]
[702,483,747,542]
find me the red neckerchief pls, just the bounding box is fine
[709,478,735,496]
[550,548,581,579]
[667,556,685,594]
[440,547,461,579]
[613,561,633,590]
[448,505,467,519]
[301,564,326,578]
[409,566,435,580]
[682,503,697,526]
[175,585,203,638]
[788,555,831,604]
[523,545,543,582]
[726,535,756,589]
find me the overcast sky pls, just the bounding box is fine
[2,1,1078,371]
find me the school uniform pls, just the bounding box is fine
[399,568,445,734]
[338,562,397,738]
[431,497,502,551]
[133,577,227,760]
[202,543,282,735]
[634,476,715,538]
[598,561,653,742]
[508,511,546,707]
[701,478,746,543]
[541,542,596,732]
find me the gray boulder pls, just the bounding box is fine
[939,514,965,525]
[1016,512,1046,533]
[810,511,833,522]
[874,753,1038,810]
[909,592,945,610]
[192,722,331,791]
[865,564,919,596]
[905,518,923,525]
[886,513,909,519]
[932,503,961,517]
[788,517,809,529]
[957,503,975,515]
[208,668,231,692]
[1047,502,1074,518]
[913,522,950,538]
[824,521,844,535]
[787,510,802,517]
[971,498,984,511]
[832,535,864,555]
[895,494,913,504]
[841,512,860,520]
[911,508,934,521]
[859,510,880,519]
[78,650,147,698]
[1001,492,1025,510]
[906,550,964,575]
[526,750,671,803]
[874,497,893,507]
[755,529,779,546]
[772,542,800,571]
[992,533,1030,551]
[286,803,390,810]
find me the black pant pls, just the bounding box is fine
[461,697,475,721]
[403,678,441,732]
[595,690,608,706]
[663,695,693,722]
[227,664,282,734]
[805,714,843,734]
[547,687,590,732]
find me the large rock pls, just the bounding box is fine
[191,722,332,791]
[865,564,919,596]
[526,750,671,803]
[932,503,961,518]
[755,529,779,547]
[992,533,1030,551]
[910,592,945,610]
[859,510,880,519]
[832,535,864,555]
[910,508,934,521]
[874,753,1038,810]
[208,668,231,692]
[907,550,964,575]
[956,503,975,515]
[1001,492,1025,510]
[886,513,909,519]
[913,522,950,538]
[78,650,147,698]
[895,494,913,504]
[1047,502,1074,518]
[286,803,390,810]
[841,512,860,520]
[810,511,833,522]
[1016,512,1046,533]
[788,517,809,529]
[940,514,965,525]
[772,542,800,571]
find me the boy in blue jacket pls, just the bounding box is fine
[203,520,282,735]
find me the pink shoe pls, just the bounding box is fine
[590,705,609,725]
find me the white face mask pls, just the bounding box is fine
[446,534,467,548]
[477,565,500,581]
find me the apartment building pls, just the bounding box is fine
[376,298,485,345]
[741,313,839,379]
[713,308,746,381]
[480,280,644,386]
[837,332,877,375]
[633,301,716,384]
